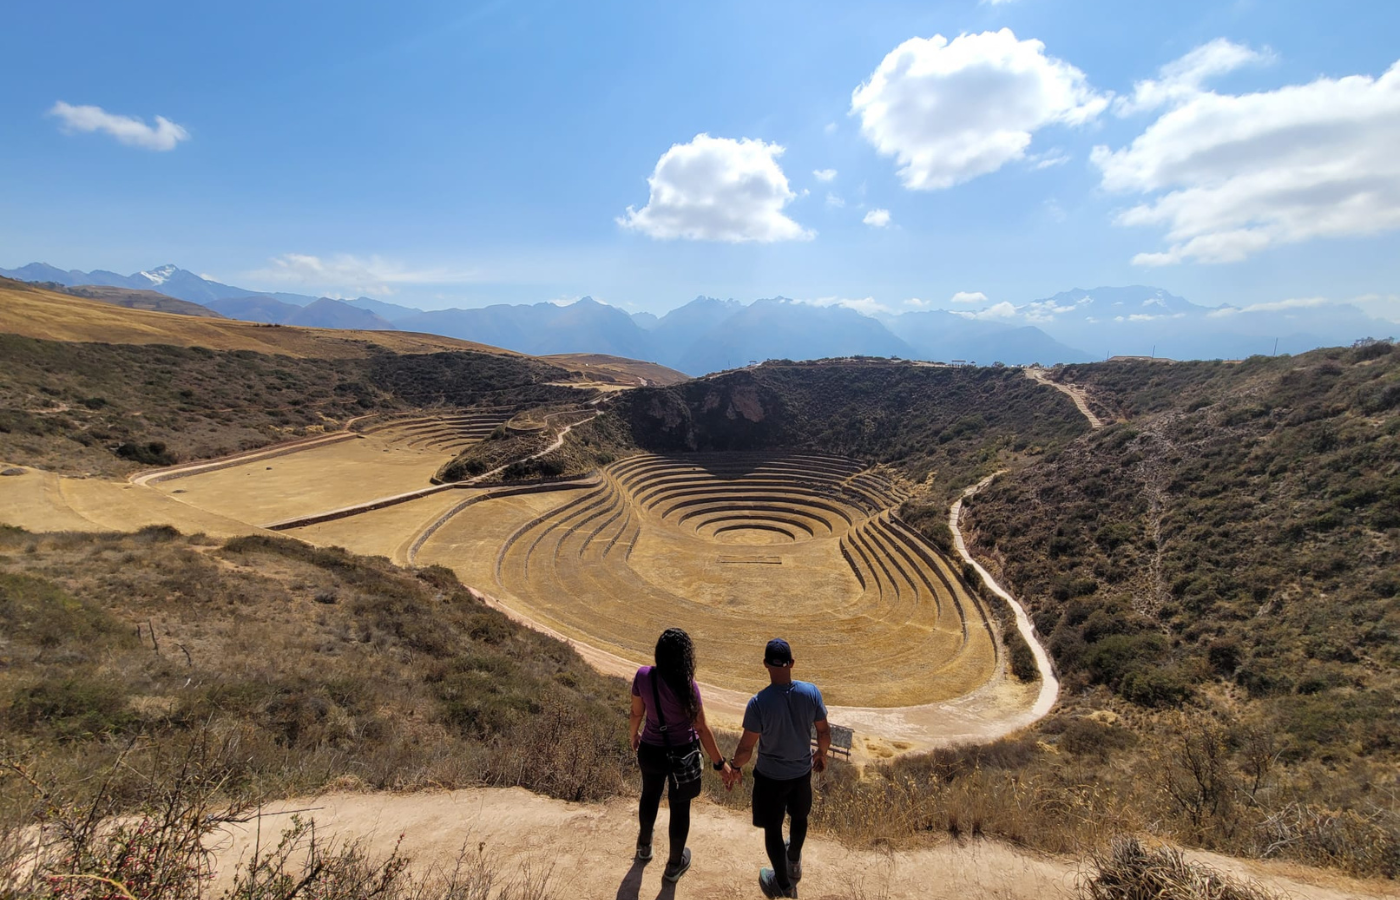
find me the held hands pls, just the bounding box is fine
[812,748,827,773]
[721,762,742,791]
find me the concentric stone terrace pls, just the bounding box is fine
[358,410,512,453]
[415,452,1000,707]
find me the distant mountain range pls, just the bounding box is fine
[4,262,1392,375]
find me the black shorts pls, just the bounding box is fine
[751,769,812,830]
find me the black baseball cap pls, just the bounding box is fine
[764,638,793,666]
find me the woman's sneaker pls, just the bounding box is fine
[662,848,691,883]
[759,867,798,898]
[635,842,652,862]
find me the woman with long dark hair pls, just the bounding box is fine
[629,627,732,883]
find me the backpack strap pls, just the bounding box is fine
[649,669,672,750]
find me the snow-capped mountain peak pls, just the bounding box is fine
[139,264,180,286]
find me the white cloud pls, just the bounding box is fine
[48,101,189,151]
[825,192,846,209]
[813,168,838,182]
[1030,149,1072,169]
[1116,312,1186,322]
[953,301,1019,320]
[863,208,892,227]
[950,291,989,304]
[795,296,892,316]
[1351,293,1400,324]
[1206,296,1331,318]
[251,253,479,296]
[850,29,1108,190]
[904,297,933,309]
[618,134,813,242]
[1114,39,1273,116]
[1094,54,1400,266]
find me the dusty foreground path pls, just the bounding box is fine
[210,788,1394,900]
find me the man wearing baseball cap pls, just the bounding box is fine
[725,638,831,898]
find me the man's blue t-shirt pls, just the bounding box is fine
[742,680,827,780]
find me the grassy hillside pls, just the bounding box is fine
[0,277,512,359]
[541,353,690,387]
[609,360,1091,503]
[0,336,577,475]
[40,283,227,318]
[0,527,630,806]
[963,346,1400,732]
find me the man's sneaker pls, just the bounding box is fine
[662,848,691,883]
[785,839,802,882]
[635,842,652,861]
[759,867,798,898]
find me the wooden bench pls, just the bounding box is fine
[810,723,854,759]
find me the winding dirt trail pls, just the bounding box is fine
[1025,367,1105,429]
[950,472,1059,719]
[207,788,1395,900]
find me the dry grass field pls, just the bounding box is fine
[0,277,512,359]
[541,353,690,387]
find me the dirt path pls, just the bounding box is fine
[1024,367,1104,429]
[950,472,1058,719]
[470,410,600,483]
[207,788,1396,900]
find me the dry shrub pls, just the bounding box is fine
[484,698,630,802]
[808,740,1135,854]
[0,727,559,900]
[1080,835,1280,900]
[227,819,557,900]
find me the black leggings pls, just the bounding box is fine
[637,742,702,864]
[752,770,812,891]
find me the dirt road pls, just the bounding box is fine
[208,788,1396,900]
[1024,367,1104,429]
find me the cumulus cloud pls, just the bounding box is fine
[863,208,892,227]
[850,29,1108,190]
[825,192,846,209]
[1114,39,1273,116]
[251,253,478,296]
[1094,52,1400,266]
[950,290,989,304]
[904,297,933,309]
[813,168,838,182]
[48,101,189,151]
[618,134,813,242]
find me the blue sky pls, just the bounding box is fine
[2,0,1399,321]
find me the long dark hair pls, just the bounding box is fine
[654,627,700,724]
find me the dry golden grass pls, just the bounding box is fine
[0,278,514,359]
[540,354,689,387]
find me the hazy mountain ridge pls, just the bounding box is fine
[5,263,1393,374]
